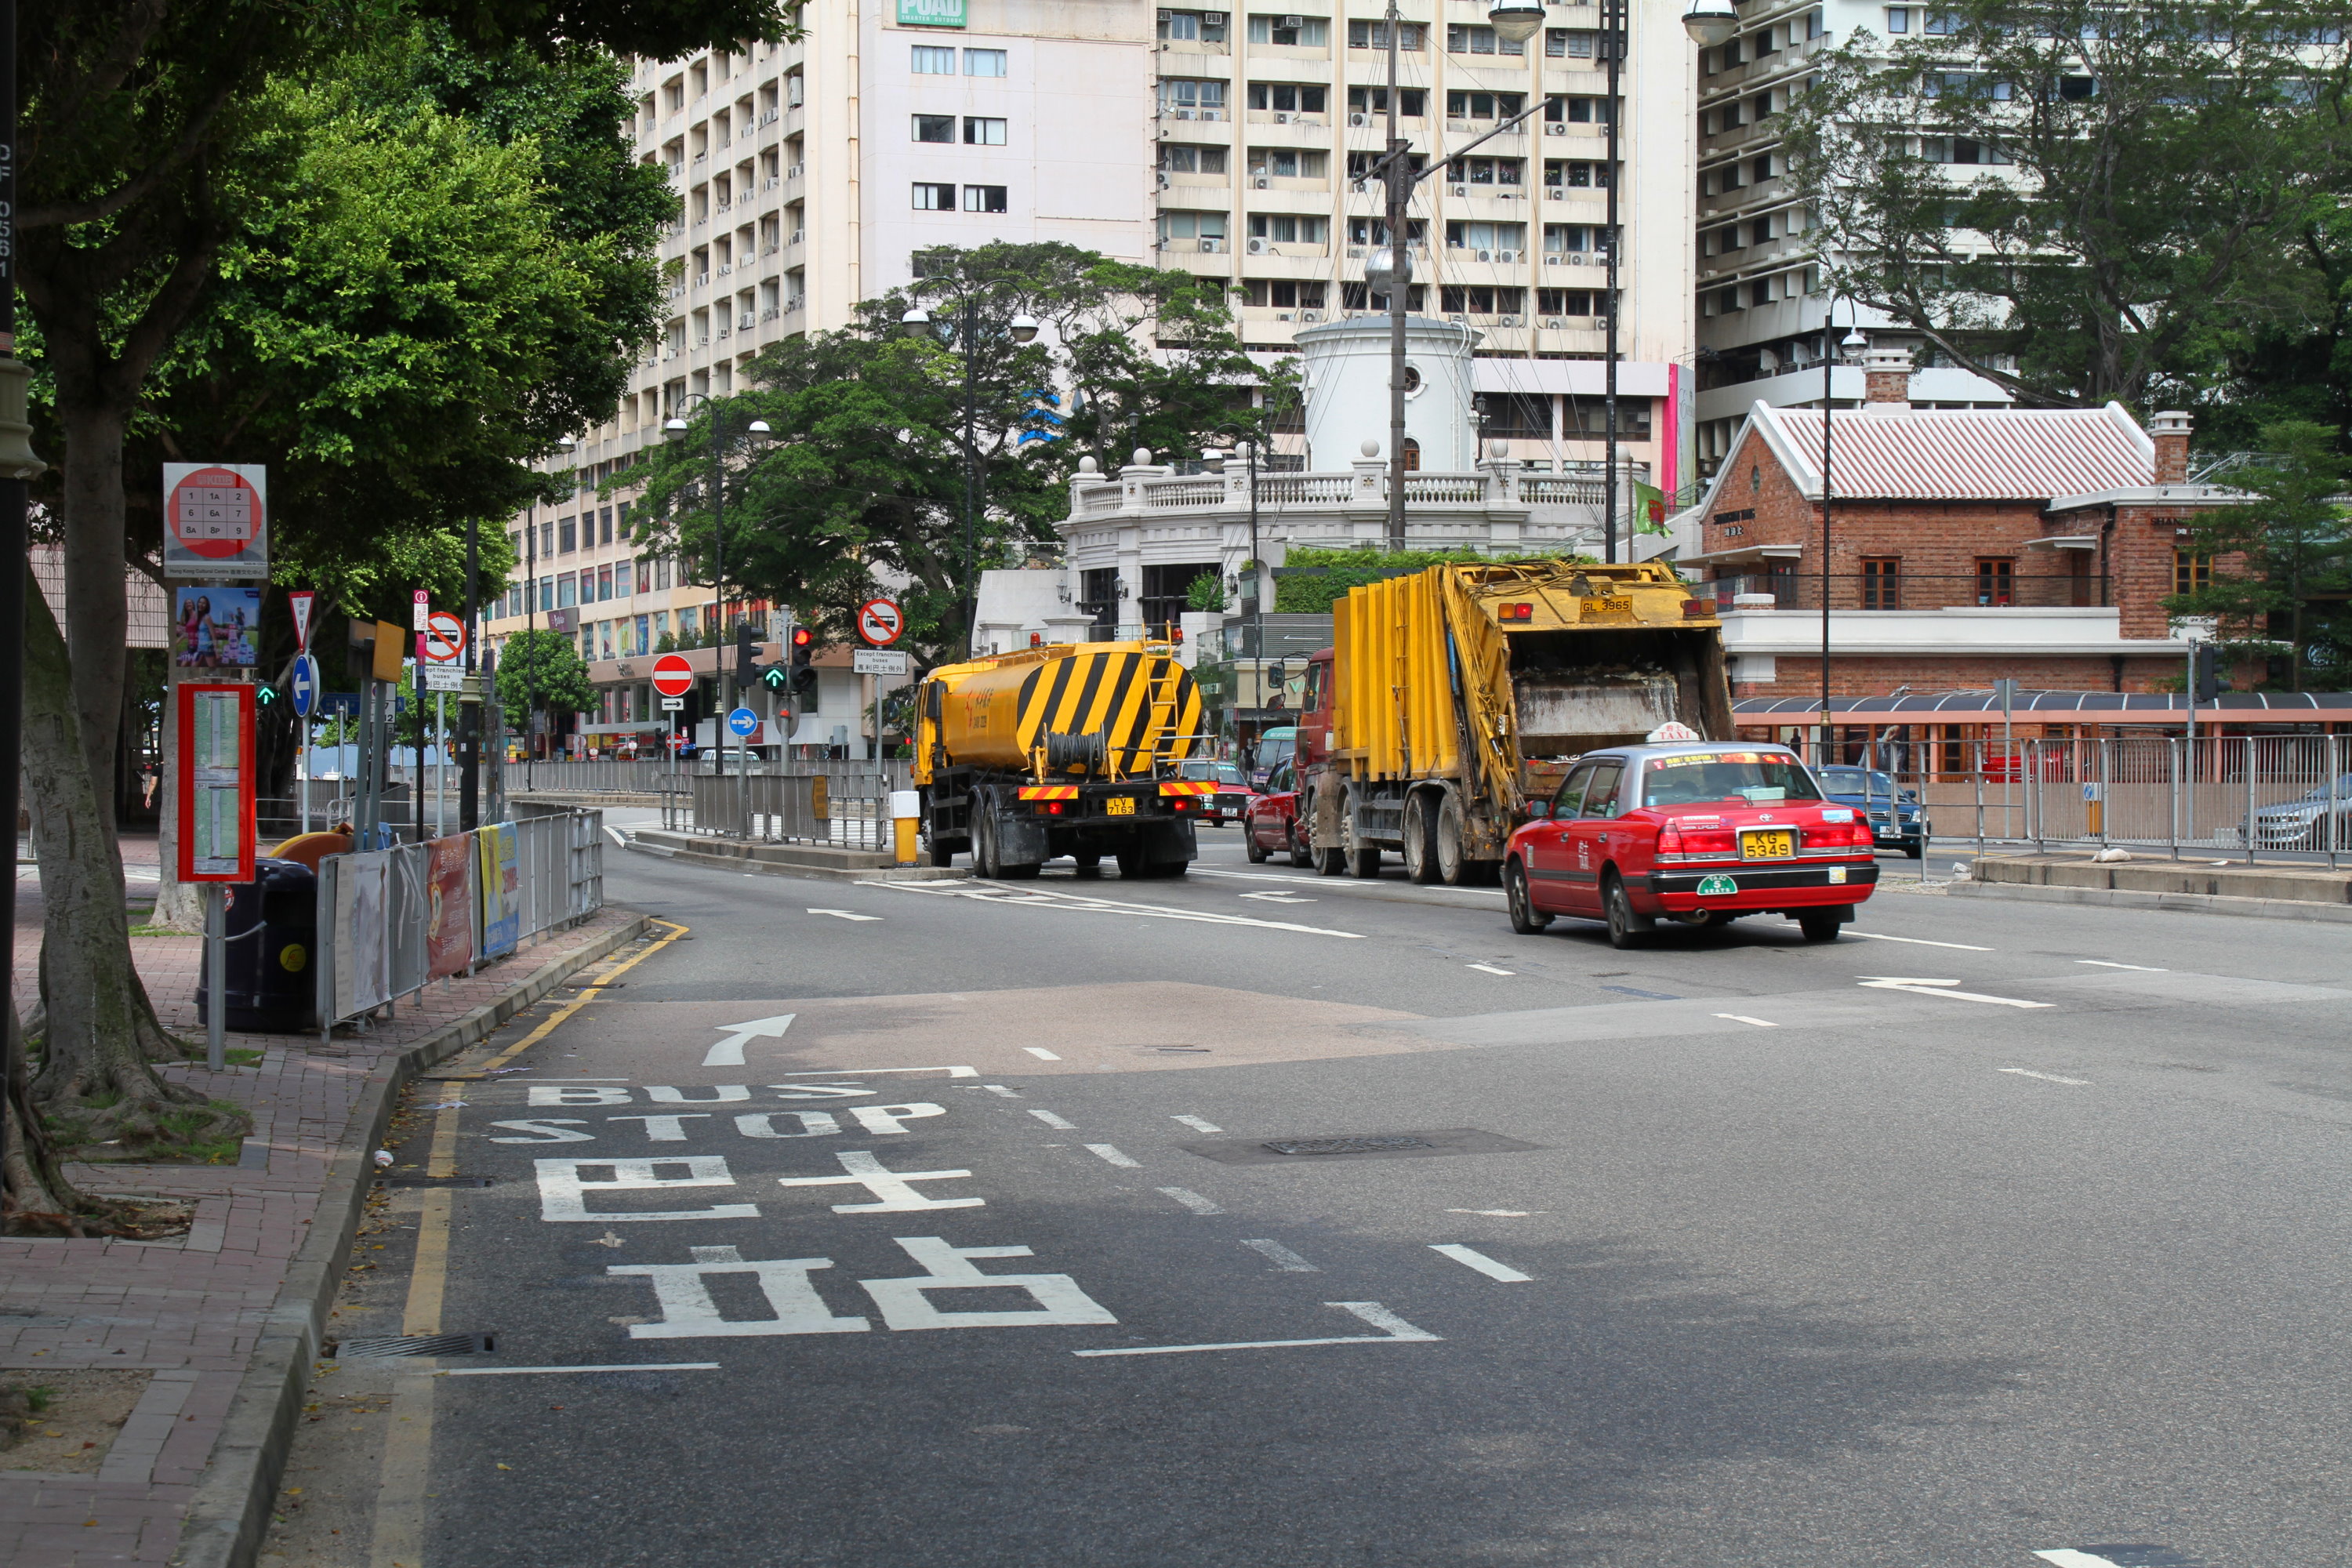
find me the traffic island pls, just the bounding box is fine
[626,827,967,881]
[1956,852,2352,923]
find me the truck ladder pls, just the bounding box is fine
[1144,656,1186,770]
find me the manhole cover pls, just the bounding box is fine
[1263,1135,1432,1156]
[331,1334,494,1359]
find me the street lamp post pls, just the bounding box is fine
[1360,0,1733,555]
[1819,312,1867,766]
[899,299,1040,655]
[665,401,772,828]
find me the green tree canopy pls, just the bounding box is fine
[1272,547,1598,613]
[496,628,598,721]
[2164,422,2352,688]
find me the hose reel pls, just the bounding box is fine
[1044,729,1108,773]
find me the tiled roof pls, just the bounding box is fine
[1751,401,2155,502]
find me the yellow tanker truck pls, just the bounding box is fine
[913,639,1210,878]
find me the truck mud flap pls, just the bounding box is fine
[996,813,1053,867]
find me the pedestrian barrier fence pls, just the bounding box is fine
[314,808,605,1039]
[680,770,898,851]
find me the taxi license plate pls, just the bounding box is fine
[1739,827,1795,859]
[1105,797,1136,816]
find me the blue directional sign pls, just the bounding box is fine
[290,653,319,717]
[727,706,760,738]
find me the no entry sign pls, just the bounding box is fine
[652,652,695,698]
[858,597,904,647]
[162,463,269,581]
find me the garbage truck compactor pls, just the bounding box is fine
[1298,561,1733,884]
[914,640,1210,879]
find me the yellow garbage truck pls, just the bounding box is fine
[913,639,1210,879]
[1296,561,1732,883]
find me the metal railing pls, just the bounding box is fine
[1711,573,2111,611]
[681,769,900,850]
[507,758,683,793]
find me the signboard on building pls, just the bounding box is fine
[162,464,269,581]
[898,0,966,24]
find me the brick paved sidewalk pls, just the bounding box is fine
[1,878,642,1567]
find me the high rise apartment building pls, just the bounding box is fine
[1689,0,2012,480]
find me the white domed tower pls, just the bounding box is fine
[1294,315,1482,472]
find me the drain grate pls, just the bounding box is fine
[331,1334,494,1359]
[374,1176,492,1189]
[1264,1134,1433,1157]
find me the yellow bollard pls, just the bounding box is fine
[894,815,917,864]
[888,789,920,866]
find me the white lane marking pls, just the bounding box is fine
[604,826,627,848]
[1238,891,1317,903]
[1242,1239,1319,1272]
[430,1363,721,1377]
[1999,1067,2092,1086]
[2034,1552,2136,1568]
[1029,1109,1078,1131]
[1171,1115,1222,1133]
[1024,1047,1062,1061]
[1190,867,1508,899]
[1157,1186,1224,1214]
[702,1014,796,1067]
[1429,1243,1532,1282]
[1857,976,2055,1009]
[2078,960,2168,971]
[1848,931,1994,951]
[1466,963,1515,976]
[981,1085,1020,1097]
[1446,1208,1541,1217]
[1084,1143,1141,1168]
[1714,1013,1780,1027]
[775,1065,978,1079]
[808,908,883,921]
[1072,1301,1439,1358]
[867,879,1367,938]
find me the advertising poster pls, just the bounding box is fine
[426,834,474,979]
[477,824,520,959]
[174,586,263,669]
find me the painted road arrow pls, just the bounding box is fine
[702,1014,797,1066]
[1856,977,2054,1009]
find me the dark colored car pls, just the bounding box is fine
[1244,760,1309,866]
[1816,766,1928,858]
[1503,742,1879,949]
[1178,759,1258,824]
[2245,772,2352,850]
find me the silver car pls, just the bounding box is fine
[2245,773,2352,850]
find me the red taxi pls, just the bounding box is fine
[1178,759,1258,825]
[1243,760,1308,866]
[1502,742,1878,948]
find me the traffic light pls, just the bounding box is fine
[257,683,280,709]
[788,626,818,713]
[735,622,760,682]
[2191,643,2220,702]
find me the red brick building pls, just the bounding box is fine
[1652,350,2238,701]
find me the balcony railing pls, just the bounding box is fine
[1710,572,2111,612]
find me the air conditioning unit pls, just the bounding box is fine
[1202,107,1224,121]
[695,271,710,286]
[1200,237,1225,252]
[1475,249,1492,262]
[1498,249,1519,263]
[764,242,780,256]
[1450,183,1469,196]
[787,162,804,178]
[1274,111,1291,123]
[1282,15,1304,27]
[1204,11,1227,22]
[1254,176,1271,188]
[1499,314,1523,326]
[789,229,804,245]
[1300,310,1323,322]
[1247,237,1273,254]
[717,261,732,274]
[1175,107,1196,119]
[1275,311,1292,321]
[1541,317,1565,328]
[1446,313,1470,324]
[1542,253,1561,266]
[1349,113,1371,127]
[1548,122,1568,135]
[1345,245,1366,257]
[1157,172,1171,187]
[739,313,757,329]
[1570,252,1588,264]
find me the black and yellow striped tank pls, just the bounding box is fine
[914,641,1205,782]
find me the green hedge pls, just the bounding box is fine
[1270,546,1595,613]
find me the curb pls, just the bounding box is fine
[624,836,967,882]
[1947,879,2352,924]
[170,909,654,1568]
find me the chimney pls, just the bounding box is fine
[2149,410,2192,485]
[1861,345,1913,409]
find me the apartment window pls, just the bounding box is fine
[558,516,577,553]
[964,116,1007,144]
[1546,28,1596,56]
[1975,557,2016,606]
[1448,90,1525,121]
[1861,557,1902,609]
[913,113,954,142]
[1248,147,1325,179]
[1749,278,1775,307]
[1712,285,1743,314]
[963,183,1007,212]
[558,573,579,608]
[1247,213,1327,244]
[1348,20,1425,49]
[1348,85,1427,117]
[1752,154,1774,183]
[1563,395,1649,436]
[615,560,633,597]
[1348,149,1426,180]
[1923,9,1959,31]
[1884,6,1910,30]
[1543,223,1599,252]
[538,575,555,612]
[1345,216,1427,245]
[1446,24,1525,54]
[1161,144,1229,173]
[1553,94,1611,122]
[913,45,955,72]
[913,181,956,209]
[1247,82,1327,113]
[1159,210,1229,241]
[1250,15,1328,45]
[1807,8,1825,37]
[1922,135,2010,164]
[539,520,555,555]
[597,565,615,602]
[1162,78,1229,111]
[1751,91,1775,120]
[964,48,1007,75]
[1447,154,1524,186]
[2175,550,2213,595]
[1439,285,1526,315]
[1537,287,1595,314]
[1446,220,1526,251]
[1158,9,1228,40]
[1243,279,1328,308]
[1543,159,1610,188]
[1340,281,1426,310]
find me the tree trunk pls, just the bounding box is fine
[3,1004,111,1237]
[59,402,131,809]
[21,567,242,1150]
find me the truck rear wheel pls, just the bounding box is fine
[1402,793,1441,884]
[974,811,1001,878]
[1343,791,1380,878]
[1436,796,1468,885]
